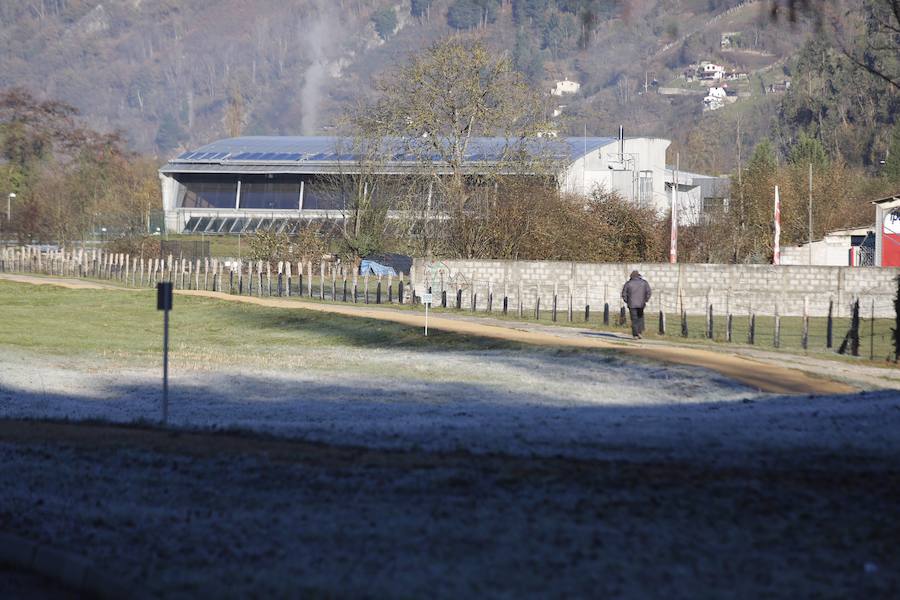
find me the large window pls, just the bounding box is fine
[175,174,238,209]
[240,175,301,210]
[302,175,346,210]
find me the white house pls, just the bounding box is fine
[699,62,725,80]
[550,78,581,96]
[781,226,875,266]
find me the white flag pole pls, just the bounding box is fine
[670,153,679,264]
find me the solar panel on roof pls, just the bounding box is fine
[177,151,195,160]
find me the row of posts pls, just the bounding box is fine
[1,246,870,355]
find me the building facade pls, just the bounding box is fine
[159,135,727,234]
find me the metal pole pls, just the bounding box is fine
[162,308,169,424]
[425,301,429,337]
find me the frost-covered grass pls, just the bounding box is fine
[0,281,523,368]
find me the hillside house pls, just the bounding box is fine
[550,79,581,96]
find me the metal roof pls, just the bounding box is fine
[161,135,619,174]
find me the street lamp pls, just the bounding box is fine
[101,227,107,244]
[7,193,15,222]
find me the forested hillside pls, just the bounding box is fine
[0,0,896,174]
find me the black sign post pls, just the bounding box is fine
[157,282,173,424]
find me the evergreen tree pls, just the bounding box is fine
[372,7,398,41]
[410,0,433,18]
[788,132,829,169]
[885,123,900,184]
[155,113,186,153]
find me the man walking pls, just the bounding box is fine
[621,270,651,339]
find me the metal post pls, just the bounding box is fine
[162,308,169,424]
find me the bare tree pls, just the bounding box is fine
[353,37,555,258]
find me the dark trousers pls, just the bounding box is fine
[629,307,645,337]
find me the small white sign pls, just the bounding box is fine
[421,293,434,305]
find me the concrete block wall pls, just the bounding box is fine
[413,259,900,318]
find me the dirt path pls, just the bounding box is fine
[0,273,857,395]
[175,290,854,395]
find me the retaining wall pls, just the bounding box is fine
[411,259,900,318]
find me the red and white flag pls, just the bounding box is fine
[773,185,781,265]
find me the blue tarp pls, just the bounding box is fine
[360,259,397,276]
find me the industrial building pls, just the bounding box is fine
[159,135,728,234]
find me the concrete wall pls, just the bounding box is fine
[412,259,900,318]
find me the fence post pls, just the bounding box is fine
[517,281,523,318]
[619,305,626,327]
[266,262,272,296]
[307,261,313,297]
[827,298,833,348]
[603,302,609,326]
[364,274,370,304]
[456,286,462,310]
[870,298,875,360]
[320,262,326,300]
[331,267,337,301]
[257,261,263,297]
[567,282,573,323]
[353,276,358,303]
[376,278,382,304]
[398,278,404,304]
[584,284,590,322]
[774,309,781,349]
[802,296,809,350]
[749,313,755,344]
[707,303,713,339]
[487,281,493,313]
[551,282,558,322]
[680,310,688,337]
[658,291,665,335]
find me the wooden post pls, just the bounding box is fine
[387,273,393,303]
[870,298,875,360]
[749,313,755,345]
[680,310,688,337]
[487,281,493,312]
[658,291,666,335]
[266,262,272,296]
[552,282,558,322]
[376,278,382,304]
[307,261,313,297]
[567,282,573,323]
[398,278,404,304]
[707,302,713,339]
[364,274,370,304]
[802,296,809,350]
[352,276,358,303]
[826,298,833,348]
[517,281,523,318]
[320,261,325,300]
[774,309,781,349]
[726,314,733,342]
[257,261,263,297]
[331,267,336,301]
[535,286,541,320]
[456,287,462,310]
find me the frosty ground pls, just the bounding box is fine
[0,279,898,597]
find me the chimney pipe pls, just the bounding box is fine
[619,125,624,160]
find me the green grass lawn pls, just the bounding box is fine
[0,281,521,368]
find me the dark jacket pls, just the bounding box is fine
[622,276,651,309]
